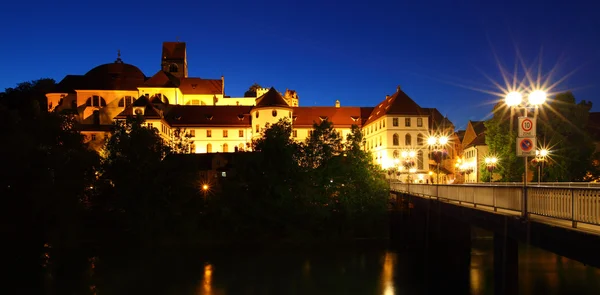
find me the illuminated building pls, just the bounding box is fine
[46,42,455,182]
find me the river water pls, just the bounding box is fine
[30,228,600,294]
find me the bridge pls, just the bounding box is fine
[388,182,600,294]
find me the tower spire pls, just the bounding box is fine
[115,49,123,63]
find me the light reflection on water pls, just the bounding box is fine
[381,252,396,295]
[38,234,600,295]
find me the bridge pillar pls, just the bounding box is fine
[390,196,471,293]
[494,232,518,295]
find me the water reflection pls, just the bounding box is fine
[200,263,213,295]
[34,234,600,295]
[381,252,396,295]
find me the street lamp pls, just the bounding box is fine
[484,156,498,184]
[427,135,449,185]
[531,148,549,185]
[401,150,416,183]
[504,89,547,218]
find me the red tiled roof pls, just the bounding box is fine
[465,133,486,148]
[364,87,424,125]
[256,87,290,107]
[144,70,180,87]
[165,105,253,127]
[179,78,222,95]
[423,107,455,131]
[162,42,186,60]
[292,107,364,128]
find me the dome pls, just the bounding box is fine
[83,61,146,90]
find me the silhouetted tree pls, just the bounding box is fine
[244,83,262,97]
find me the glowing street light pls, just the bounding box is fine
[505,91,523,107]
[484,156,498,184]
[427,134,450,184]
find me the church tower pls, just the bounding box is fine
[161,42,188,78]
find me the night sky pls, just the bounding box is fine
[1,0,599,130]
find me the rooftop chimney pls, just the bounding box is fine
[386,95,390,99]
[397,85,401,92]
[335,99,340,108]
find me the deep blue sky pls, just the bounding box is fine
[1,0,599,130]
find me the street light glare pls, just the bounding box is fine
[202,184,209,191]
[505,91,523,106]
[439,136,449,145]
[528,90,547,106]
[540,149,549,157]
[427,136,437,145]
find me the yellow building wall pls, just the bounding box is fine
[216,97,256,106]
[185,126,253,153]
[179,94,224,106]
[250,107,294,137]
[75,90,139,125]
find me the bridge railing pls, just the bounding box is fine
[390,183,600,227]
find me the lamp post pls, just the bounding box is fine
[427,135,449,185]
[484,156,498,184]
[532,148,549,185]
[505,90,547,218]
[401,150,416,184]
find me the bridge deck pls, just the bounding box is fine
[391,182,600,236]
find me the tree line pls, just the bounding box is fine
[1,79,389,259]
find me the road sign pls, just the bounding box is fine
[516,137,536,157]
[518,116,536,137]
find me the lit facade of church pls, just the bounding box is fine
[46,42,457,183]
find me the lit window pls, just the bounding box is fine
[239,130,244,137]
[223,130,228,138]
[405,118,411,127]
[417,118,423,127]
[207,130,212,137]
[293,130,297,137]
[189,130,195,137]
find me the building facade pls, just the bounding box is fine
[46,42,455,183]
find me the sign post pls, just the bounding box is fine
[516,116,537,219]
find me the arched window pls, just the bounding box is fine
[86,95,106,107]
[393,133,399,146]
[118,96,135,107]
[417,133,424,146]
[169,64,178,73]
[405,134,412,146]
[223,143,229,153]
[393,150,399,159]
[256,111,259,118]
[207,143,212,153]
[417,150,424,170]
[383,119,385,128]
[272,110,277,117]
[238,143,244,151]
